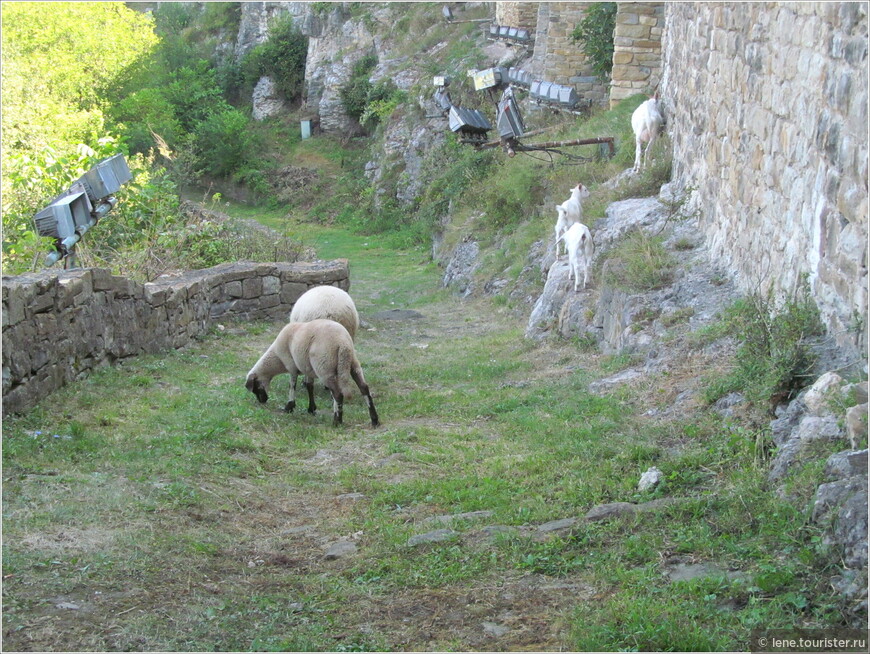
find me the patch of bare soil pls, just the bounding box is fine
[346,571,596,651]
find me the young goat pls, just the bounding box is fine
[558,222,594,291]
[631,92,664,172]
[245,319,379,427]
[554,183,590,258]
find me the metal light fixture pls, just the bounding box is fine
[36,154,132,267]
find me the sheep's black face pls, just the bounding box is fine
[246,377,269,404]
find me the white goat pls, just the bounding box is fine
[631,92,664,172]
[289,285,359,341]
[245,319,379,427]
[554,183,590,257]
[558,222,594,291]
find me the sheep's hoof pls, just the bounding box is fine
[284,401,295,413]
[307,406,317,415]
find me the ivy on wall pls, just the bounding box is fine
[571,2,618,81]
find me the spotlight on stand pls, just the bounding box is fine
[37,153,132,268]
[496,87,524,141]
[448,105,492,143]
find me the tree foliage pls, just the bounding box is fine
[1,2,157,159]
[571,2,617,81]
[241,15,308,101]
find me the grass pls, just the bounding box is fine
[2,215,854,651]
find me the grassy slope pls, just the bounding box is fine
[2,213,849,651]
[0,5,854,648]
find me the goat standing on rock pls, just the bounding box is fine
[246,319,379,427]
[559,222,594,291]
[631,92,664,172]
[554,183,590,258]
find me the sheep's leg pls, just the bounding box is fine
[304,378,317,415]
[284,374,298,412]
[351,366,380,428]
[323,376,343,426]
[331,390,344,427]
[555,225,562,257]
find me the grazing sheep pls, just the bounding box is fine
[631,92,664,172]
[290,285,359,341]
[558,222,594,291]
[554,183,590,257]
[245,319,379,427]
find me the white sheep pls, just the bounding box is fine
[289,285,359,341]
[631,92,664,172]
[245,319,379,427]
[558,222,594,291]
[554,183,590,257]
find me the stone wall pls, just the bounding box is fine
[528,2,610,106]
[2,260,349,416]
[610,2,665,107]
[662,2,868,360]
[494,2,538,30]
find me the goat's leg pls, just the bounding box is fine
[351,365,380,427]
[284,374,298,412]
[644,130,657,169]
[634,135,643,171]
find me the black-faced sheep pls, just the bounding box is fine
[289,285,359,340]
[245,319,379,427]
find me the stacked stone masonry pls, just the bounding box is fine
[2,260,350,416]
[662,2,868,360]
[527,2,610,107]
[494,2,538,31]
[610,2,665,107]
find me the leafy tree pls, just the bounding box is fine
[162,61,233,132]
[571,3,617,81]
[1,2,156,165]
[193,109,261,178]
[108,88,182,154]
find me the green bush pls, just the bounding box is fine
[162,61,232,132]
[571,3,617,81]
[340,55,378,120]
[359,80,407,130]
[193,109,260,178]
[110,88,181,154]
[241,15,308,100]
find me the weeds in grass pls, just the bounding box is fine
[702,282,824,408]
[600,229,676,292]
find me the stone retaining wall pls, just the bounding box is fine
[494,2,538,30]
[662,1,868,361]
[2,259,349,416]
[610,2,664,107]
[528,2,610,106]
